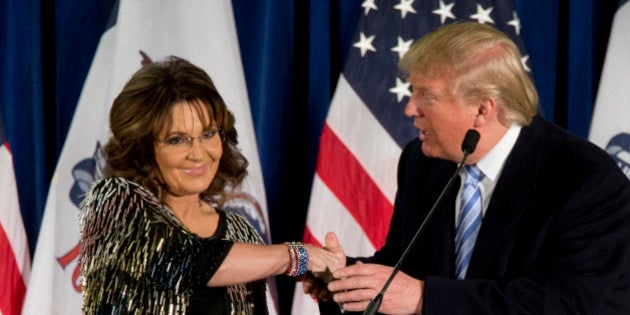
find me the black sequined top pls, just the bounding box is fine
[79,177,268,314]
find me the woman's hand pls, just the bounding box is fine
[301,272,334,300]
[304,232,346,274]
[301,232,347,300]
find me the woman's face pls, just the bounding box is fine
[154,101,223,198]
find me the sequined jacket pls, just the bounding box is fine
[79,177,268,314]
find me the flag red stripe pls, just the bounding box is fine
[302,226,322,247]
[316,123,393,249]
[0,225,27,315]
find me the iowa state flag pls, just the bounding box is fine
[0,113,31,315]
[22,1,276,314]
[589,0,630,180]
[292,0,530,313]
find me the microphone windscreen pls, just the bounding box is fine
[462,129,480,154]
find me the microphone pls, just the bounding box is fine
[461,129,480,155]
[363,129,480,315]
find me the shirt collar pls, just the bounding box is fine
[476,124,522,182]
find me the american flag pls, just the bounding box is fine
[0,113,31,315]
[292,0,529,313]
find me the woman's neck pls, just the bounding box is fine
[165,194,219,237]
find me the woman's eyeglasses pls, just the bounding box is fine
[158,129,225,154]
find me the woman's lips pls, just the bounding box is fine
[183,164,207,176]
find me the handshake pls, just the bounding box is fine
[300,232,424,314]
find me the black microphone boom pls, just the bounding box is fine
[362,129,480,315]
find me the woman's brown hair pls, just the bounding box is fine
[104,56,248,206]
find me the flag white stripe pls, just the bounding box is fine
[326,75,402,204]
[290,290,320,315]
[306,176,376,256]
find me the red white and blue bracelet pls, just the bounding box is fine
[285,242,308,278]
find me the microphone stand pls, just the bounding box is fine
[362,147,474,315]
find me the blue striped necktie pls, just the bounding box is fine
[455,165,484,279]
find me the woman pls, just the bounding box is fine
[79,56,340,314]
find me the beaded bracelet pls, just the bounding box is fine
[284,242,308,278]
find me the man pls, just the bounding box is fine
[322,22,630,314]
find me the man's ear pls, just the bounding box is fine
[474,97,497,127]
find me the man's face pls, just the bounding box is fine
[404,71,478,162]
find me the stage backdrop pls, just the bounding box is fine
[0,0,620,314]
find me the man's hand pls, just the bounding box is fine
[328,262,424,314]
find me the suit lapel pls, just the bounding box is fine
[467,118,546,277]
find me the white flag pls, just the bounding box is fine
[589,0,630,180]
[22,1,276,314]
[0,117,31,315]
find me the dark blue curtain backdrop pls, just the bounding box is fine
[0,0,618,313]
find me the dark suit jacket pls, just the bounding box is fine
[323,116,630,314]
